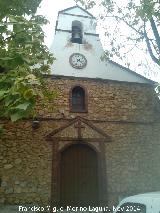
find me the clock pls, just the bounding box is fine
[69,53,87,69]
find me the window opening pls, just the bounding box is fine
[71,86,86,112]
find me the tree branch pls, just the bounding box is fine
[105,15,144,36]
[150,16,160,53]
[144,22,159,65]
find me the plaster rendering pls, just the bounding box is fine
[50,6,154,84]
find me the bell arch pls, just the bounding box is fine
[71,20,83,44]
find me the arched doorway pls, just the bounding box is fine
[60,143,99,207]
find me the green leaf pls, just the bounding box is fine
[10,112,24,122]
[0,0,55,122]
[15,102,30,110]
[0,57,14,61]
[5,97,16,107]
[0,90,8,98]
[23,89,34,100]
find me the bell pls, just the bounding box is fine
[73,31,81,39]
[72,26,82,44]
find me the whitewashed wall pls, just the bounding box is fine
[50,7,152,84]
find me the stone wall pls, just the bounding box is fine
[37,76,159,122]
[0,76,160,208]
[0,121,54,206]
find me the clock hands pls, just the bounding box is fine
[69,53,87,69]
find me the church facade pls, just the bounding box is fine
[0,6,160,210]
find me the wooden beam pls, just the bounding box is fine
[80,116,111,139]
[47,118,77,138]
[46,116,112,141]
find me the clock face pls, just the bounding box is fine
[69,53,87,69]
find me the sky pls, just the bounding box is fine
[37,0,160,82]
[37,0,75,47]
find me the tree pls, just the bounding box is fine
[75,0,160,71]
[0,0,55,123]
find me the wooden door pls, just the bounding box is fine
[60,144,98,207]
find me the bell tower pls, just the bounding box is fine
[50,5,102,77]
[50,5,153,84]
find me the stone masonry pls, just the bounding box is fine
[0,76,160,208]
